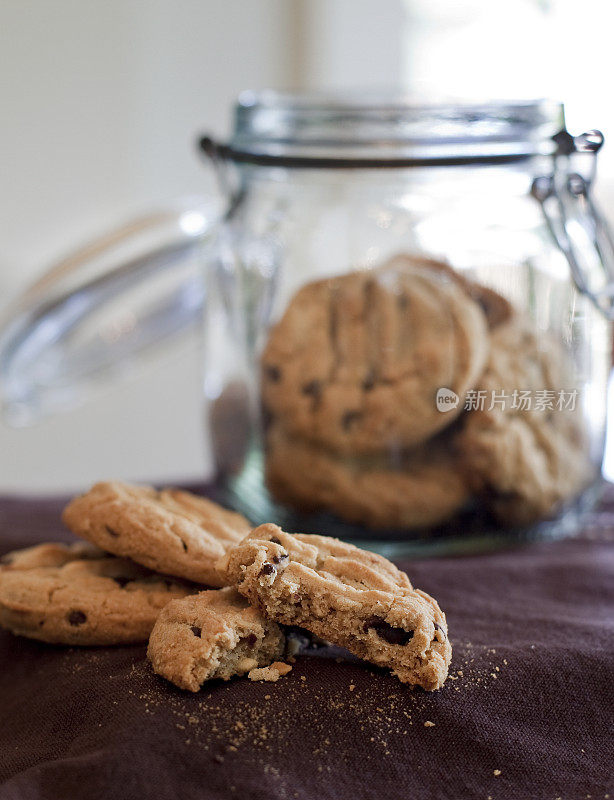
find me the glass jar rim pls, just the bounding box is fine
[225,92,565,166]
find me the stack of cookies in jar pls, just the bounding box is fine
[260,254,593,529]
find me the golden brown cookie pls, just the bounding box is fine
[0,542,195,645]
[264,424,469,529]
[261,254,489,454]
[147,587,287,691]
[0,541,105,569]
[456,315,594,524]
[466,283,514,329]
[62,482,252,586]
[397,258,514,331]
[218,524,451,690]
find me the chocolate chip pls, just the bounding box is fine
[302,380,322,403]
[341,410,362,430]
[270,537,281,545]
[246,634,257,648]
[191,626,202,638]
[434,622,446,640]
[264,365,281,382]
[112,576,131,588]
[105,525,120,537]
[260,563,275,576]
[272,553,288,564]
[362,370,376,391]
[67,610,87,626]
[363,617,414,646]
[180,540,188,553]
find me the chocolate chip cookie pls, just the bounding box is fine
[62,482,252,586]
[147,586,287,691]
[0,541,105,569]
[398,258,513,331]
[218,525,451,690]
[456,315,593,524]
[0,542,195,645]
[261,254,489,455]
[466,283,514,330]
[265,423,469,529]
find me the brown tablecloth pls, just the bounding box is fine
[0,487,613,800]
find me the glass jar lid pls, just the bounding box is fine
[220,93,565,164]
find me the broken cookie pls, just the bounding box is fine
[147,587,287,691]
[218,524,451,690]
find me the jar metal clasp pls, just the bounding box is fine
[531,130,614,320]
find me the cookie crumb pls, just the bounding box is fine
[424,720,435,727]
[493,769,501,776]
[248,662,292,682]
[237,657,258,672]
[349,684,355,692]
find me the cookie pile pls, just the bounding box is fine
[0,482,451,691]
[0,541,194,646]
[261,254,592,528]
[0,483,250,646]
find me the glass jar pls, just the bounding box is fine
[0,93,611,554]
[199,93,612,553]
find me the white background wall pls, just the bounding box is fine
[1,0,612,492]
[0,0,296,296]
[0,0,296,492]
